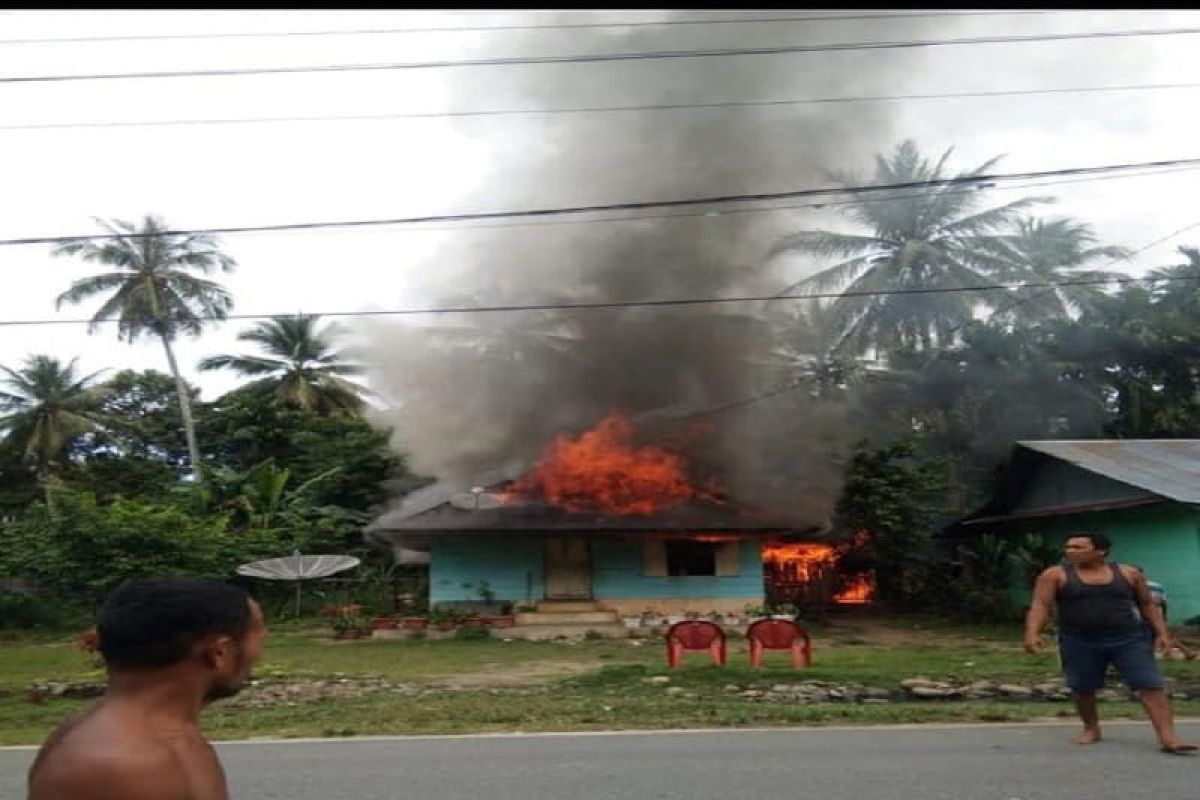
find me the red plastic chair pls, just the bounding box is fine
[665,620,727,668]
[747,619,811,669]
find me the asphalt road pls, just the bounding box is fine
[4,722,1199,799]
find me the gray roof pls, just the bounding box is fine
[1016,440,1200,504]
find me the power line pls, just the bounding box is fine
[3,156,1197,247]
[964,217,1200,330]
[327,164,1200,238]
[0,11,1075,45]
[683,220,1200,422]
[9,80,1200,132]
[3,274,1198,329]
[5,26,1200,84]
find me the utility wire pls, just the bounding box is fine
[2,156,1197,247]
[8,80,1200,132]
[2,274,1198,329]
[691,217,1200,422]
[264,165,1200,238]
[0,11,1079,44]
[961,217,1200,330]
[4,26,1199,84]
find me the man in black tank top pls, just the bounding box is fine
[1024,531,1196,754]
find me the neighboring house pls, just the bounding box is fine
[365,480,826,622]
[951,440,1200,622]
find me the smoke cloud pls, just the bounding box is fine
[356,11,958,523]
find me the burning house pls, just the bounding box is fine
[367,413,869,620]
[355,12,914,626]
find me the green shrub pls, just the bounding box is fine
[0,590,83,630]
[0,492,280,606]
[454,625,490,641]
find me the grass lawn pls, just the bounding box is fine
[4,617,1200,746]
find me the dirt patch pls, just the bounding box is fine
[816,619,1007,649]
[431,660,595,689]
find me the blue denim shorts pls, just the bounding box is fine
[1058,628,1164,693]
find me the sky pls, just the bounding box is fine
[3,8,1200,407]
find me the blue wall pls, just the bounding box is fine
[428,536,763,604]
[430,537,544,605]
[592,538,762,599]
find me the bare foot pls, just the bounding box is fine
[1073,729,1102,745]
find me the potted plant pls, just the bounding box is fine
[402,614,430,631]
[330,605,367,639]
[430,607,461,632]
[489,602,516,629]
[369,617,399,631]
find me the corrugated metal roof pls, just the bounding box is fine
[1016,439,1200,504]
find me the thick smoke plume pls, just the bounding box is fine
[357,12,953,524]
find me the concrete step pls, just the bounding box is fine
[535,601,600,613]
[516,611,618,626]
[493,623,628,641]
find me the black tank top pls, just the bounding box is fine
[1055,562,1140,635]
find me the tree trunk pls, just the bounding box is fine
[160,334,204,486]
[38,467,58,517]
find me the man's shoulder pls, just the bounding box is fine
[1039,564,1066,580]
[31,730,187,800]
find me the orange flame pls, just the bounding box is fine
[507,413,713,516]
[763,542,874,605]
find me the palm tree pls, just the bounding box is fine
[984,217,1130,325]
[198,314,368,414]
[767,140,1049,355]
[0,355,106,504]
[52,215,236,484]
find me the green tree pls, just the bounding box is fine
[199,387,414,513]
[768,140,1047,355]
[0,491,276,605]
[985,217,1130,324]
[198,314,367,415]
[0,355,106,506]
[834,439,948,611]
[52,215,236,484]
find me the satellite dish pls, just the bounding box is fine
[449,491,505,511]
[237,554,360,580]
[237,554,361,616]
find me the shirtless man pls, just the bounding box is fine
[1024,532,1196,754]
[28,577,268,799]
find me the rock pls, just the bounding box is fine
[863,687,891,699]
[741,689,766,699]
[909,686,950,699]
[665,686,685,696]
[724,685,741,692]
[646,676,671,685]
[901,678,938,689]
[998,684,1034,697]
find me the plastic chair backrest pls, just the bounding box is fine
[747,618,802,648]
[667,620,725,648]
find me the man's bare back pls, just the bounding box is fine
[28,700,229,800]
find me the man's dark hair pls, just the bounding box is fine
[97,577,252,670]
[1064,531,1112,554]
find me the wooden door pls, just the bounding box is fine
[544,536,592,599]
